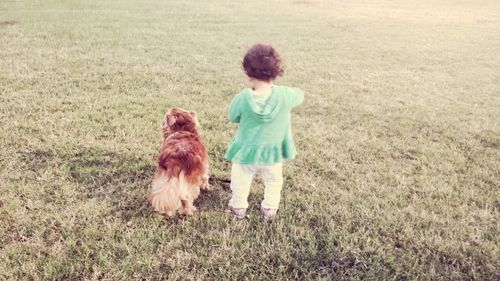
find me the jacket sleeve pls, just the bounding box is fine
[287,87,304,108]
[228,95,241,123]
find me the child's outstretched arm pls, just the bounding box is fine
[228,95,241,123]
[288,88,304,108]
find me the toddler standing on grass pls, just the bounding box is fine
[225,43,304,218]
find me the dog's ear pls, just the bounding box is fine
[162,113,170,128]
[166,114,177,127]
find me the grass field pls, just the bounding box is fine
[1,0,499,280]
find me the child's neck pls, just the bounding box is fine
[251,80,273,93]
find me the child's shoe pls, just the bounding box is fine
[261,207,278,218]
[229,207,247,219]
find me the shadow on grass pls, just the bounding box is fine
[19,147,230,220]
[0,20,16,27]
[194,176,230,213]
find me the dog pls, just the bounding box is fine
[148,107,209,216]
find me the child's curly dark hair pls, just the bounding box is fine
[242,44,284,81]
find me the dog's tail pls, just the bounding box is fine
[148,173,190,216]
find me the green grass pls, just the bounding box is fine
[1,0,499,280]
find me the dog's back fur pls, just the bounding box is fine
[148,108,209,216]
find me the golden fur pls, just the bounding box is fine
[148,107,209,216]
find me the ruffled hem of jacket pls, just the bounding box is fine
[225,141,297,165]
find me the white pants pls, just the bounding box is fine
[228,162,283,209]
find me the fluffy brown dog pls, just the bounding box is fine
[148,107,209,216]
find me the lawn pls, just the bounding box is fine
[1,0,499,280]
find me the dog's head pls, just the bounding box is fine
[162,107,199,137]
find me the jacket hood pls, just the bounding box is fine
[244,87,281,122]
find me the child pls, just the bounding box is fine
[225,43,304,218]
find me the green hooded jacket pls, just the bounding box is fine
[225,85,304,165]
